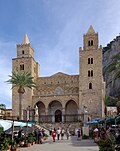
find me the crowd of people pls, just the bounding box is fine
[49,127,71,142]
[49,127,83,142]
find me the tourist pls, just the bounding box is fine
[93,127,99,142]
[77,128,81,140]
[38,129,43,144]
[52,128,56,142]
[18,128,23,139]
[57,128,61,140]
[61,128,65,140]
[66,129,70,140]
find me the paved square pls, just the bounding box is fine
[20,136,99,151]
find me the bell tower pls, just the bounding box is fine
[17,34,34,58]
[79,25,105,118]
[12,35,40,118]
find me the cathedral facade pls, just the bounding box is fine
[12,26,105,122]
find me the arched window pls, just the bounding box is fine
[88,71,90,77]
[88,58,93,64]
[88,41,91,46]
[91,70,93,77]
[22,50,24,54]
[91,40,93,46]
[91,58,93,64]
[88,58,90,64]
[89,83,92,89]
[20,64,24,70]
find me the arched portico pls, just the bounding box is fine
[48,100,63,123]
[34,101,46,122]
[65,100,78,122]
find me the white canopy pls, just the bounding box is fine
[0,120,12,131]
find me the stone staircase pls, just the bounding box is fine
[39,122,82,135]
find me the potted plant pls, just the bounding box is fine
[28,135,35,145]
[1,139,10,151]
[24,137,31,147]
[19,136,25,147]
[10,140,20,151]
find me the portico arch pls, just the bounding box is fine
[34,101,46,122]
[65,100,78,114]
[35,101,46,115]
[65,100,78,122]
[48,100,63,122]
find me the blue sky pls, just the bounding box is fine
[0,0,120,108]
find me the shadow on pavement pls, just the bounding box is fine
[70,136,97,147]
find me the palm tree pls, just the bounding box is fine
[7,71,36,120]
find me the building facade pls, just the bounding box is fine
[0,104,12,119]
[12,26,105,122]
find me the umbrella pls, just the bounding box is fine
[86,120,98,125]
[5,120,26,127]
[0,120,12,131]
[98,119,105,124]
[106,117,115,124]
[116,116,120,124]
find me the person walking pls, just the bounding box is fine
[61,128,65,140]
[52,128,56,142]
[66,128,70,140]
[57,128,61,140]
[77,128,81,140]
[38,129,43,144]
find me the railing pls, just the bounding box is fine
[1,114,88,123]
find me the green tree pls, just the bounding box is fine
[105,95,117,106]
[7,71,36,119]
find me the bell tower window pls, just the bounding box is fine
[91,58,93,64]
[88,58,90,64]
[91,40,93,46]
[22,50,24,54]
[20,64,24,70]
[89,83,92,89]
[91,70,93,77]
[88,58,93,64]
[88,40,94,46]
[88,70,93,77]
[88,71,90,77]
[88,41,91,46]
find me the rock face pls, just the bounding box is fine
[103,35,120,98]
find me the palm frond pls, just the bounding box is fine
[6,71,36,91]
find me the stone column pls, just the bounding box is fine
[52,115,55,123]
[62,108,65,123]
[45,108,48,115]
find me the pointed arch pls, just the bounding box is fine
[48,100,62,115]
[35,101,46,115]
[65,100,78,114]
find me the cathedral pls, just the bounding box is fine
[12,26,105,123]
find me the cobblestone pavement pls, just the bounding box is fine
[20,136,99,151]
